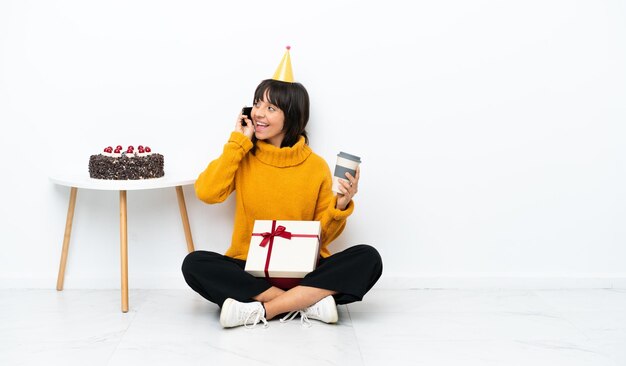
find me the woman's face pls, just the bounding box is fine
[252,91,286,148]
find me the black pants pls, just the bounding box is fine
[182,244,383,307]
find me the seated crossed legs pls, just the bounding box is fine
[181,244,383,328]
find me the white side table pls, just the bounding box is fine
[49,173,197,313]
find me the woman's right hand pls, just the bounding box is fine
[235,110,255,139]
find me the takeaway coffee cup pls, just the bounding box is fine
[332,152,361,194]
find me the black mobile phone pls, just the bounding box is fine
[241,107,253,126]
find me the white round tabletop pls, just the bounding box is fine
[49,172,196,191]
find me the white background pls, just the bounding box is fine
[1,0,625,289]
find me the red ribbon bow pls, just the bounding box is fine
[259,225,292,247]
[251,221,292,279]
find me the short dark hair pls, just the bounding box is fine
[251,79,309,153]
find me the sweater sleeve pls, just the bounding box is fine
[314,170,355,256]
[194,132,253,204]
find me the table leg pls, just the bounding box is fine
[120,190,129,313]
[175,185,195,253]
[56,187,78,291]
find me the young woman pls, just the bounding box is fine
[182,77,382,328]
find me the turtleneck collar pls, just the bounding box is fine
[254,136,312,168]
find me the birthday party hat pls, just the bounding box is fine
[272,46,294,82]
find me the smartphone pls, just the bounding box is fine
[241,107,253,126]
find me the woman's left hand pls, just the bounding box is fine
[336,165,360,210]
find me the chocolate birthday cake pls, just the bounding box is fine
[89,145,164,180]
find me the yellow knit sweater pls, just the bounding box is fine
[195,132,354,260]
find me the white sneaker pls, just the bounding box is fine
[220,298,268,329]
[280,295,338,326]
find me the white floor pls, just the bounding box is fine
[1,289,626,366]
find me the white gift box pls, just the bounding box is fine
[245,220,321,289]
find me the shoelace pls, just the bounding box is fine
[279,310,312,328]
[243,306,269,329]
